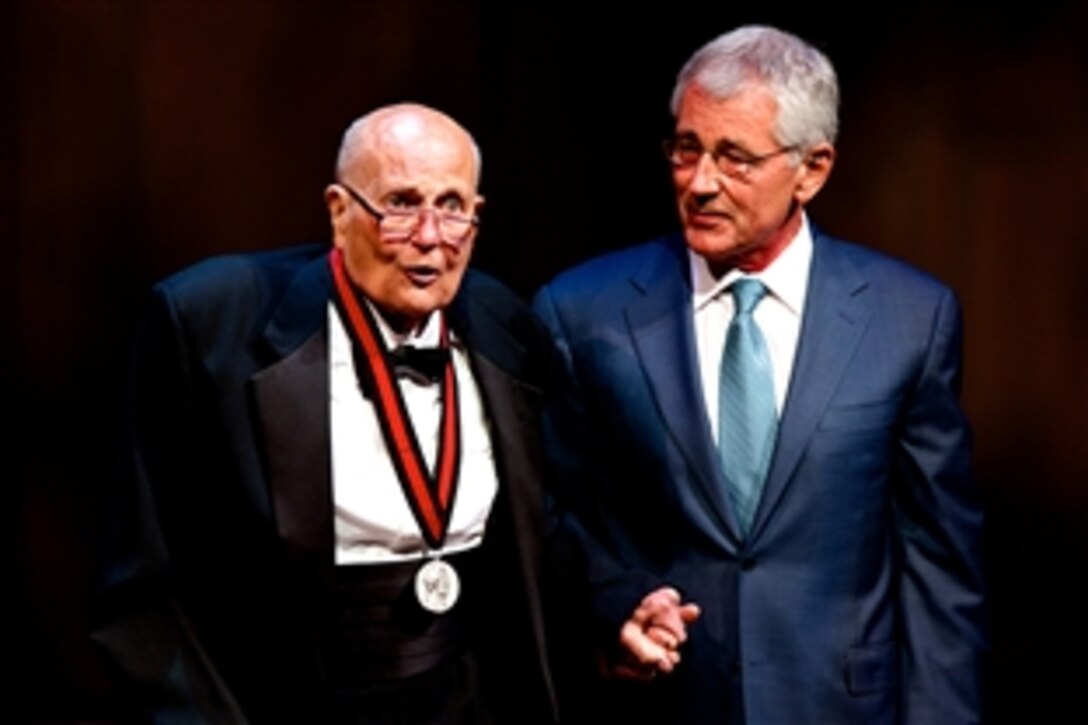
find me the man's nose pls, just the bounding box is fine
[412,209,442,248]
[687,153,722,196]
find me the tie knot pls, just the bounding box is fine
[389,345,450,384]
[730,278,766,314]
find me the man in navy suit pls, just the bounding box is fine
[534,26,985,723]
[93,104,557,723]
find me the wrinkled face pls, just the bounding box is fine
[672,83,832,272]
[327,109,481,332]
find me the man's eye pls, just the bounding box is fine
[386,193,417,209]
[438,196,465,214]
[719,147,754,165]
[676,140,703,155]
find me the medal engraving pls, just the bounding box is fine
[415,558,460,614]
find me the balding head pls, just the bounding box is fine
[335,103,481,189]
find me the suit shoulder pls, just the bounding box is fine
[539,236,682,303]
[456,268,551,383]
[819,234,956,302]
[147,243,328,344]
[156,243,327,302]
[459,267,531,313]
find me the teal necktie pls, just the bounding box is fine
[718,278,777,536]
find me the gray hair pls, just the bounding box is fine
[670,25,839,152]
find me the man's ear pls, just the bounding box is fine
[794,143,835,205]
[325,184,349,217]
[325,184,350,246]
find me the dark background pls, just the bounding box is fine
[5,1,1086,721]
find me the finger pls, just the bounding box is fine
[646,623,678,650]
[631,587,679,625]
[662,648,681,669]
[641,586,681,609]
[647,598,701,644]
[642,588,701,638]
[679,602,701,623]
[649,647,680,674]
[647,604,689,642]
[619,622,671,666]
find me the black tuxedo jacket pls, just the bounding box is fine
[93,244,557,722]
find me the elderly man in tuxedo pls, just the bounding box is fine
[534,26,985,723]
[93,103,557,723]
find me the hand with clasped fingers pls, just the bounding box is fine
[608,586,701,681]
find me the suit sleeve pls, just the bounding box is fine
[533,286,662,659]
[90,285,246,722]
[894,287,987,723]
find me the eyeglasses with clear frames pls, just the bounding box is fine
[663,135,798,181]
[336,181,479,248]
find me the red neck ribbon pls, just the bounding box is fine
[328,248,461,549]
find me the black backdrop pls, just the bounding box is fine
[5,1,1087,721]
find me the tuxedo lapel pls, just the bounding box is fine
[447,277,546,549]
[624,240,741,545]
[749,233,872,539]
[252,256,333,560]
[468,349,544,535]
[450,287,543,520]
[446,280,559,720]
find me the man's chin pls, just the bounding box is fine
[409,290,457,318]
[371,295,446,334]
[683,230,742,261]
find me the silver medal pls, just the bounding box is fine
[414,558,460,614]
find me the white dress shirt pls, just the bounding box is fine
[691,215,814,439]
[329,303,499,565]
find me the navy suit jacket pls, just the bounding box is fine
[533,229,985,724]
[93,244,557,722]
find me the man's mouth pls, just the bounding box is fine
[686,207,732,227]
[405,265,440,286]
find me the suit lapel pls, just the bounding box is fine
[624,238,742,545]
[749,233,872,539]
[252,255,333,559]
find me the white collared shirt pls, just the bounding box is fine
[329,303,499,564]
[691,215,814,438]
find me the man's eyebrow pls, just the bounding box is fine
[711,138,754,154]
[435,189,469,203]
[674,129,745,148]
[383,187,423,200]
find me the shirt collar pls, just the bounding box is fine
[365,301,443,350]
[690,212,813,317]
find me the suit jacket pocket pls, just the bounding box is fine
[845,640,898,695]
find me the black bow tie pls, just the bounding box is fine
[389,345,450,384]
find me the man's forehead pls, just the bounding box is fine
[355,149,476,202]
[675,83,779,139]
[678,81,777,114]
[349,129,477,193]
[373,165,475,195]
